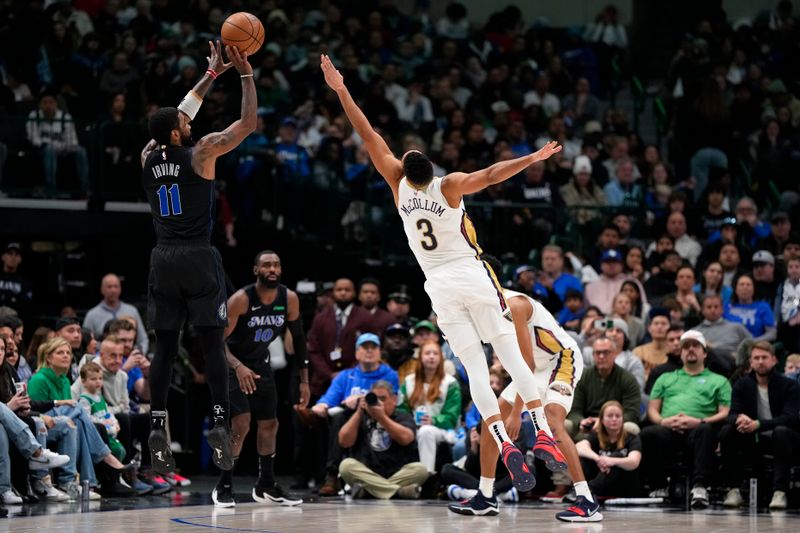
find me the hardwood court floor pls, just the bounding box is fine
[1,497,798,533]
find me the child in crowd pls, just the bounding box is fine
[558,289,587,331]
[784,354,800,376]
[77,363,126,461]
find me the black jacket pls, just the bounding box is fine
[727,371,800,432]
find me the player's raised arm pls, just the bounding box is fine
[193,46,257,164]
[442,141,562,199]
[320,54,403,188]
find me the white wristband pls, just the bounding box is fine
[177,90,202,120]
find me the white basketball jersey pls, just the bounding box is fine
[397,177,482,274]
[504,289,580,367]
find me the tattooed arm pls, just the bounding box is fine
[192,45,257,178]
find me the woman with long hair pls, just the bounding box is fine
[610,292,644,346]
[576,401,642,497]
[625,246,647,283]
[620,280,650,320]
[27,338,134,498]
[725,273,776,341]
[695,261,733,307]
[24,327,54,373]
[398,341,461,473]
[666,266,703,328]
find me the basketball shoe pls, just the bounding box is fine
[501,441,536,492]
[555,496,603,522]
[533,430,568,471]
[448,491,500,516]
[207,421,234,471]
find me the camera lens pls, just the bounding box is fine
[365,392,378,406]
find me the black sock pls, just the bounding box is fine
[258,454,275,487]
[151,410,167,431]
[219,457,237,487]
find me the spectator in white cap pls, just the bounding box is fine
[560,155,607,226]
[640,329,731,508]
[752,250,780,307]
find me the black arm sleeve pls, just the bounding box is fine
[287,318,308,370]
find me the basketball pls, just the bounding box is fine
[221,12,264,56]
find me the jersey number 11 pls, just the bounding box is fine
[157,184,183,217]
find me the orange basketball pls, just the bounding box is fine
[221,12,264,56]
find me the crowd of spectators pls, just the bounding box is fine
[0,0,800,516]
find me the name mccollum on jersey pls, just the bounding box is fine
[247,314,285,328]
[151,163,181,179]
[399,197,446,218]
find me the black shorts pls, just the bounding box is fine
[229,363,277,420]
[148,244,227,330]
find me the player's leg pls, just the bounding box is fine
[251,373,301,506]
[148,328,179,474]
[212,370,250,508]
[196,326,233,471]
[448,396,515,516]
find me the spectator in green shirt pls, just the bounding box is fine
[641,330,731,509]
[567,337,642,440]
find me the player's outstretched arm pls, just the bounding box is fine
[443,141,561,197]
[193,46,257,164]
[192,40,233,99]
[320,54,403,188]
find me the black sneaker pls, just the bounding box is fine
[207,423,234,471]
[149,428,175,475]
[252,483,303,506]
[448,491,500,516]
[212,482,235,508]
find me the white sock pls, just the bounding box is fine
[486,420,512,449]
[528,406,554,438]
[574,481,593,502]
[479,476,494,498]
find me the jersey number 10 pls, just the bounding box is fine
[157,184,183,217]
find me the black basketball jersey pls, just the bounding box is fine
[142,146,216,243]
[227,284,288,365]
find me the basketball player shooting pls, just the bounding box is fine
[321,55,565,494]
[140,42,256,474]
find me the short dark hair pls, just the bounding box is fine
[254,250,278,266]
[148,107,180,146]
[668,324,685,334]
[403,151,434,186]
[80,362,103,380]
[565,289,583,301]
[106,318,135,336]
[480,253,502,277]
[358,277,382,292]
[601,223,620,236]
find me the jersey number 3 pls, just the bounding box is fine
[416,219,438,250]
[157,184,183,217]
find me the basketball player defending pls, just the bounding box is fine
[212,250,308,507]
[140,42,256,474]
[450,255,601,521]
[321,55,566,495]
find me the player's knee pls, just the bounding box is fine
[258,418,278,436]
[544,404,567,434]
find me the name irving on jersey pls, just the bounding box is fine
[399,197,446,218]
[151,163,181,179]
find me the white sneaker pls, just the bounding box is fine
[498,487,519,503]
[723,488,743,507]
[691,486,709,508]
[29,449,70,470]
[446,484,477,501]
[32,476,70,502]
[0,489,23,504]
[649,487,668,498]
[769,490,787,510]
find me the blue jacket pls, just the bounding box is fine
[317,363,399,407]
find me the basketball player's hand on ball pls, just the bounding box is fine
[235,364,260,394]
[226,45,253,76]
[320,54,345,92]
[207,40,233,75]
[531,140,562,163]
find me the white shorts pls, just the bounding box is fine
[499,346,584,412]
[424,259,513,354]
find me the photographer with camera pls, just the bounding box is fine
[338,380,428,499]
[567,337,641,440]
[304,333,399,496]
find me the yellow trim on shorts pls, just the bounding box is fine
[534,326,564,355]
[550,348,576,388]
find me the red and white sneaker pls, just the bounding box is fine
[533,430,568,472]
[501,441,536,492]
[163,472,192,487]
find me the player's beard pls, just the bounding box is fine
[258,274,280,288]
[181,132,195,146]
